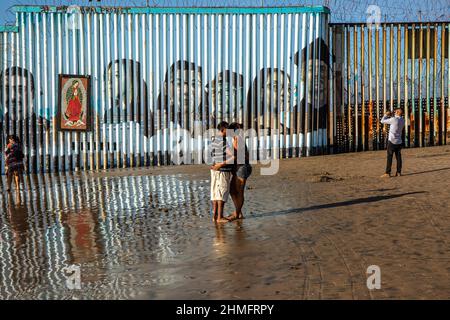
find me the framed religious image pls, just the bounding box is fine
[57,74,92,131]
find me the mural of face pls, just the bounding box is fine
[107,60,137,108]
[304,59,328,108]
[160,60,205,134]
[263,71,291,113]
[295,38,330,109]
[169,68,203,113]
[247,68,293,132]
[105,59,152,137]
[1,67,35,121]
[210,71,244,123]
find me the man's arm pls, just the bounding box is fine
[211,147,235,170]
[381,116,393,124]
[381,112,394,124]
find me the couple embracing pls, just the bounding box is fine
[210,121,252,223]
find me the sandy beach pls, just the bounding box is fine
[1,145,450,299]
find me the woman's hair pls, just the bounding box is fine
[6,135,22,152]
[7,135,20,144]
[228,122,243,131]
[217,121,229,131]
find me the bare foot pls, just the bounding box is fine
[228,213,245,221]
[215,217,229,223]
[212,213,218,222]
[226,212,238,221]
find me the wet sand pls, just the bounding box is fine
[1,145,450,299]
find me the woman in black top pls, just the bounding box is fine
[228,123,252,220]
[5,135,25,192]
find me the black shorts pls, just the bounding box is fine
[6,163,24,176]
[235,164,252,180]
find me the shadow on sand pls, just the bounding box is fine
[402,167,450,177]
[252,191,427,219]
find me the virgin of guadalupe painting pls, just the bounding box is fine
[58,74,91,131]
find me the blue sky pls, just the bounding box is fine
[0,0,448,25]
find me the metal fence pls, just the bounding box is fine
[330,22,450,152]
[0,5,330,174]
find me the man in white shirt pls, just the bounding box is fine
[380,108,405,178]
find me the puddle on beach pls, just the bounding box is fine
[0,171,214,299]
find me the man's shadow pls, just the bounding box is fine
[252,191,426,219]
[401,167,450,177]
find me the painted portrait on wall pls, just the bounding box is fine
[158,60,208,134]
[207,71,245,127]
[58,74,91,131]
[0,66,49,129]
[247,68,292,134]
[0,66,35,123]
[294,37,331,153]
[105,59,153,138]
[0,66,51,171]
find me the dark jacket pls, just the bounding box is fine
[5,143,24,167]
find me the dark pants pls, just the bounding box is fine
[386,141,402,175]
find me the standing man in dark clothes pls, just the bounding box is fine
[381,108,405,178]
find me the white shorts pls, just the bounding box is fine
[210,170,232,202]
